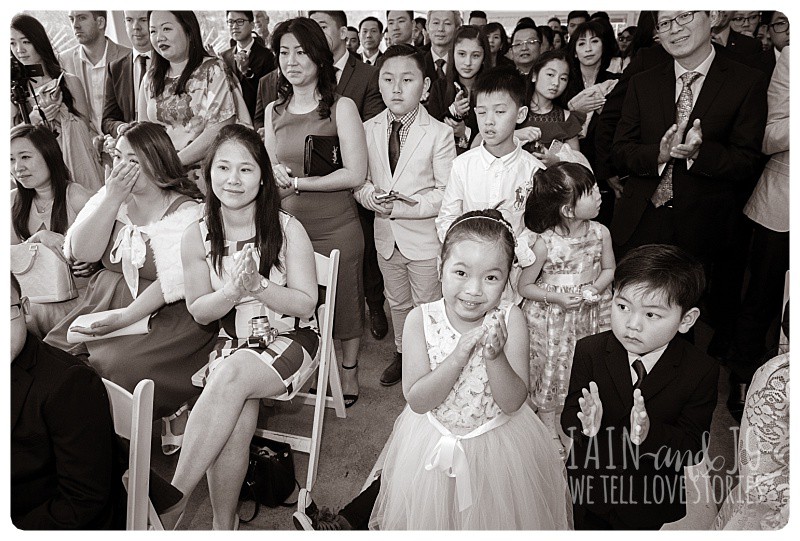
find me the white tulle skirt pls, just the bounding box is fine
[369,402,573,530]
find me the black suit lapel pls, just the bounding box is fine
[336,53,356,94]
[639,339,682,400]
[689,56,726,121]
[604,335,635,410]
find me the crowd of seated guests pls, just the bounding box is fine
[9,9,789,531]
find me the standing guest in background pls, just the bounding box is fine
[60,11,130,135]
[761,11,789,69]
[552,30,565,50]
[756,23,774,52]
[308,10,387,340]
[359,17,384,65]
[44,122,216,457]
[609,25,636,73]
[469,10,488,27]
[510,22,542,76]
[730,10,761,37]
[11,274,121,530]
[355,44,455,387]
[563,19,620,225]
[538,25,554,52]
[414,17,428,48]
[725,46,789,421]
[427,25,492,153]
[264,17,368,407]
[483,22,514,67]
[711,11,762,57]
[346,26,360,55]
[11,125,96,338]
[139,11,244,185]
[221,11,275,122]
[254,11,270,46]
[567,10,590,37]
[387,11,416,46]
[102,11,154,138]
[422,11,461,85]
[610,11,767,268]
[548,17,562,32]
[11,13,104,193]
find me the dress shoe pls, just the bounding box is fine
[380,352,402,386]
[726,383,748,423]
[368,304,389,340]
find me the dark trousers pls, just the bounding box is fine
[358,205,385,309]
[612,202,677,261]
[339,476,381,530]
[727,222,789,383]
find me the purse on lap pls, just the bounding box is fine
[303,135,343,177]
[10,242,77,303]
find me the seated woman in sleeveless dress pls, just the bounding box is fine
[159,125,319,530]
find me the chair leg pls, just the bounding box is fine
[327,350,347,419]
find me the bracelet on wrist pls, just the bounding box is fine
[221,285,239,304]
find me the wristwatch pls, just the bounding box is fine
[247,276,269,295]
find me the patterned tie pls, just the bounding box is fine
[435,58,446,79]
[388,120,402,175]
[652,71,701,207]
[632,359,647,390]
[137,54,149,86]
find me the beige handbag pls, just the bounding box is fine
[10,243,77,303]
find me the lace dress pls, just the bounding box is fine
[522,221,611,412]
[714,353,789,530]
[369,299,572,530]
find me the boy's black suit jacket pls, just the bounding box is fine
[561,330,719,529]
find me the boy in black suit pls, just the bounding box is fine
[561,244,719,530]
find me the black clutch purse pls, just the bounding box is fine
[304,134,343,176]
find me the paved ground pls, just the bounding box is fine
[151,308,739,530]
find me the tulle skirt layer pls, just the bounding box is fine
[369,403,573,530]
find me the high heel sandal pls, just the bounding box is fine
[161,403,189,456]
[342,361,359,408]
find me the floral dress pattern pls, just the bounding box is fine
[143,57,237,156]
[522,221,611,411]
[714,353,789,530]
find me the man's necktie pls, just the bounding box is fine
[632,359,647,390]
[652,71,701,207]
[435,58,446,79]
[389,120,402,175]
[365,59,371,65]
[137,54,149,86]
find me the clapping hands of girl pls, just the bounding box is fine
[223,245,259,300]
[480,309,508,361]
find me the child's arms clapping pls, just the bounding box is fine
[483,306,530,414]
[630,389,650,445]
[519,237,584,310]
[577,381,603,437]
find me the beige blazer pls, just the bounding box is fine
[354,105,455,261]
[745,47,789,232]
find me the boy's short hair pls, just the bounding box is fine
[377,44,426,76]
[473,65,526,107]
[614,244,706,313]
[308,11,347,29]
[568,10,591,23]
[359,16,383,33]
[226,11,254,21]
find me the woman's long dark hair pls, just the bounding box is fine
[482,22,510,67]
[118,121,203,200]
[147,11,211,98]
[441,26,492,110]
[202,124,284,278]
[272,17,336,119]
[11,124,71,240]
[567,20,617,76]
[10,13,79,118]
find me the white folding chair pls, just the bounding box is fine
[102,378,154,531]
[255,249,346,491]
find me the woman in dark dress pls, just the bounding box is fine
[263,18,368,406]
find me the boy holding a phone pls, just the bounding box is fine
[354,44,456,387]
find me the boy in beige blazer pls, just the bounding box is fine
[354,44,456,386]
